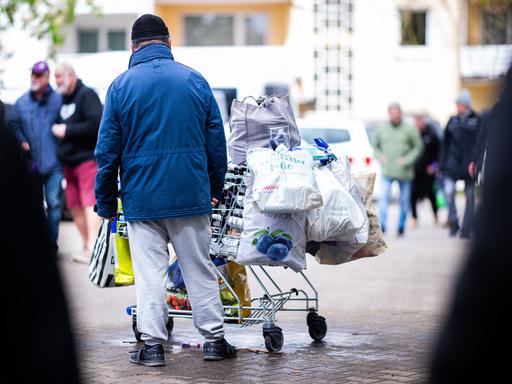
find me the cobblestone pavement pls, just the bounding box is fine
[57,203,470,383]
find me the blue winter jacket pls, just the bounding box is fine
[8,87,62,173]
[94,44,227,221]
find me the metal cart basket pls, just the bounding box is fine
[127,164,327,352]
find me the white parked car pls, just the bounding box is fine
[296,116,382,200]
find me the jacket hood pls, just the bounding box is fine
[128,43,174,69]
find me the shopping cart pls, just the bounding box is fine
[127,164,327,352]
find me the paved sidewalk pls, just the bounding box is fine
[57,203,469,383]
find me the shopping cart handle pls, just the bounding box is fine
[290,288,299,296]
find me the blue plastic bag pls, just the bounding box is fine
[167,260,186,289]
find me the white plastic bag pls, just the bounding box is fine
[329,157,368,230]
[236,176,307,272]
[309,157,370,265]
[329,156,353,191]
[310,240,358,265]
[306,166,366,242]
[313,222,369,265]
[247,145,322,213]
[311,172,386,265]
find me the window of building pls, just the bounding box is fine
[78,30,99,53]
[313,0,354,114]
[184,15,234,46]
[482,8,512,45]
[400,10,427,46]
[184,13,268,46]
[59,14,137,54]
[245,13,269,45]
[108,30,126,51]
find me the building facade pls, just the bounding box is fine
[0,0,510,126]
[461,0,512,112]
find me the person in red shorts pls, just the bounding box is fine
[53,62,103,263]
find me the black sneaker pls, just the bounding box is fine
[130,343,165,367]
[203,338,237,361]
[397,227,405,237]
[459,230,471,239]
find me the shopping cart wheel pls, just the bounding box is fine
[263,324,284,352]
[307,310,327,342]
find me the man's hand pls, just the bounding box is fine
[52,123,67,139]
[426,164,435,176]
[21,142,30,153]
[211,197,219,207]
[93,204,115,220]
[468,162,477,178]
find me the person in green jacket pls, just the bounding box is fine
[373,103,423,236]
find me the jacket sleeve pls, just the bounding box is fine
[94,84,121,218]
[65,89,103,140]
[402,126,423,166]
[7,102,27,144]
[203,82,227,200]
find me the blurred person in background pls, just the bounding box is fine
[373,102,423,237]
[429,67,512,384]
[410,113,441,227]
[439,89,480,239]
[53,62,103,263]
[8,60,63,254]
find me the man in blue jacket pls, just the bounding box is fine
[95,14,232,367]
[440,90,480,239]
[9,61,62,253]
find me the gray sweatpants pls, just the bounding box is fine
[127,215,224,345]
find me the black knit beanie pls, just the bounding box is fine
[131,14,169,42]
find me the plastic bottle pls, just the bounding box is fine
[227,216,243,230]
[232,208,243,217]
[222,237,240,247]
[211,214,222,221]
